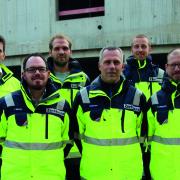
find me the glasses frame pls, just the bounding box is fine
[25,67,48,73]
[167,63,180,69]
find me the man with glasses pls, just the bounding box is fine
[0,53,71,180]
[48,34,90,179]
[147,48,180,180]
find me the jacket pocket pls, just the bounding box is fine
[15,113,28,126]
[90,108,103,122]
[157,110,168,125]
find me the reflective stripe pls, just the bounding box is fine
[153,135,180,145]
[148,136,153,142]
[80,88,90,104]
[133,89,142,106]
[5,94,15,107]
[56,99,65,110]
[80,177,87,180]
[4,140,65,150]
[151,93,159,105]
[66,152,81,159]
[81,135,139,146]
[157,68,164,79]
[139,136,145,143]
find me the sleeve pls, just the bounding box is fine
[0,105,8,142]
[147,98,156,144]
[136,93,147,139]
[61,101,71,147]
[70,92,85,154]
[64,92,83,157]
[0,105,8,162]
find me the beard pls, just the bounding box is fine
[54,59,68,67]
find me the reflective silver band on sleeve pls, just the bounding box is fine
[4,94,15,107]
[80,88,90,104]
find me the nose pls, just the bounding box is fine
[34,69,41,73]
[137,46,143,51]
[109,62,115,68]
[58,48,64,54]
[174,64,180,70]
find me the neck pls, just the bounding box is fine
[29,88,45,102]
[54,63,69,73]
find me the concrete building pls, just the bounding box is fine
[0,0,180,80]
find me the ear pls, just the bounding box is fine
[165,63,168,71]
[47,70,50,78]
[22,72,26,80]
[70,49,72,56]
[149,46,152,53]
[0,52,5,61]
[98,62,101,71]
[122,63,125,70]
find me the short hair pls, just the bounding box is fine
[49,34,72,51]
[131,34,151,47]
[99,46,124,63]
[0,35,6,52]
[23,53,48,71]
[167,48,180,63]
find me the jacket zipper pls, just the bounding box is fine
[45,113,48,139]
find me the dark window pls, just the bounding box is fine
[58,0,104,20]
[78,57,99,82]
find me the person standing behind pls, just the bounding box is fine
[0,53,71,180]
[48,34,90,179]
[147,48,180,180]
[0,35,20,97]
[123,34,165,99]
[73,47,147,180]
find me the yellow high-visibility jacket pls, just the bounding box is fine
[0,79,71,180]
[0,63,20,97]
[73,76,147,180]
[147,78,180,180]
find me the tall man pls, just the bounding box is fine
[0,53,71,180]
[147,48,180,180]
[73,47,147,179]
[123,34,165,99]
[48,34,90,179]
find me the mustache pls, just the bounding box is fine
[32,74,43,80]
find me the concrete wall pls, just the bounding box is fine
[0,0,179,66]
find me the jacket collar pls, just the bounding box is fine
[0,63,14,83]
[90,76,129,96]
[47,56,82,75]
[21,78,59,101]
[161,76,179,94]
[126,55,153,69]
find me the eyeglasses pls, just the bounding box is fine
[25,67,48,73]
[167,64,180,69]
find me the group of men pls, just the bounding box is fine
[0,33,179,180]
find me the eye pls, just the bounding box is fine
[53,47,60,51]
[141,44,148,49]
[62,46,70,51]
[133,45,138,49]
[114,61,121,65]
